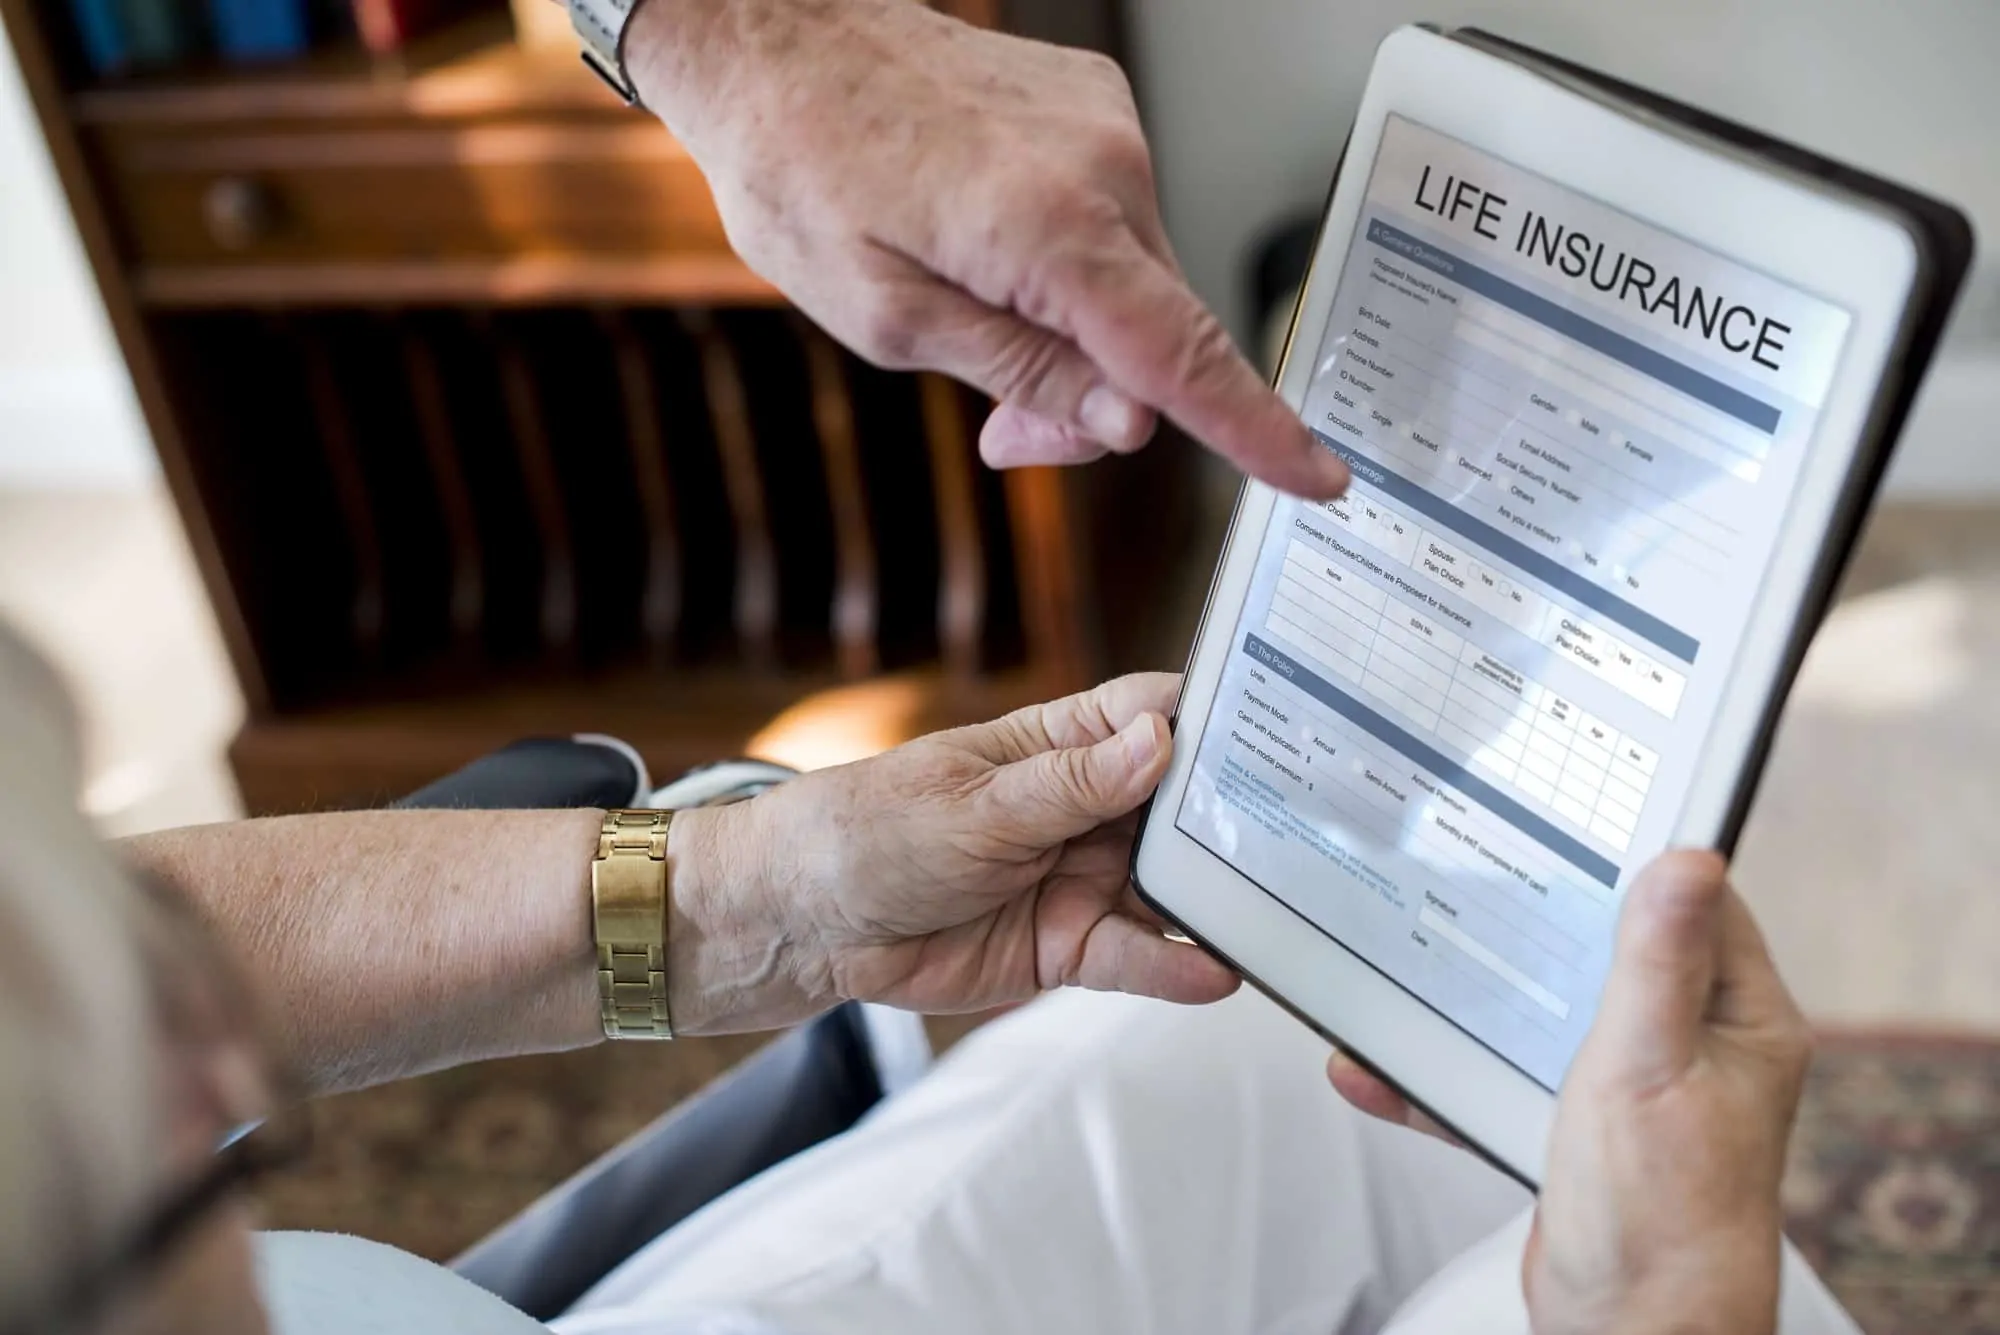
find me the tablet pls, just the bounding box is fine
[1132,24,1971,1185]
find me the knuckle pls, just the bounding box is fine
[997,170,1116,249]
[1165,305,1244,389]
[1074,48,1130,97]
[1076,48,1121,80]
[1048,748,1104,810]
[1089,123,1154,185]
[979,327,1074,407]
[1065,175,1131,233]
[1015,225,1127,329]
[1782,1010,1816,1070]
[1758,1008,1815,1089]
[849,285,925,368]
[1050,939,1088,989]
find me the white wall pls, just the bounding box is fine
[1130,0,2000,496]
[0,14,153,488]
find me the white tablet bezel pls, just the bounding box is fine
[1133,24,1922,1185]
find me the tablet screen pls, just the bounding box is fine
[1175,114,1852,1088]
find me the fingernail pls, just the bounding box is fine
[1629,851,1727,951]
[1121,715,1161,768]
[1079,385,1144,449]
[1650,851,1729,907]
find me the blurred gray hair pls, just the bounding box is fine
[0,626,161,1321]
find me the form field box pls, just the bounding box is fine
[1419,904,1570,1020]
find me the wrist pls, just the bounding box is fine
[663,801,833,1034]
[622,0,751,146]
[625,0,917,154]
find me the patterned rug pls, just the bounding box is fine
[1786,1034,2000,1335]
[257,1027,2000,1332]
[255,1033,774,1263]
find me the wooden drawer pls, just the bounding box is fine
[89,116,763,304]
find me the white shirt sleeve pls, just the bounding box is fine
[256,1232,799,1335]
[257,1233,557,1335]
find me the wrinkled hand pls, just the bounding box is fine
[1327,852,1812,1335]
[669,673,1238,1032]
[626,0,1347,496]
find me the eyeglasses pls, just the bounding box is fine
[1,871,311,1335]
[6,1106,313,1335]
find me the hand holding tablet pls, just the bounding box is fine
[1133,25,1971,1183]
[1334,851,1811,1332]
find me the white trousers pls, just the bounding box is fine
[555,988,1860,1335]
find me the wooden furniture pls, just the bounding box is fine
[4,0,1206,813]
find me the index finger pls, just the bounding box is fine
[1326,1050,1462,1147]
[1050,236,1350,499]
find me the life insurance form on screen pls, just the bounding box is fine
[1176,115,1852,1088]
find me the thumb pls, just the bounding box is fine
[1585,849,1730,1091]
[975,712,1170,848]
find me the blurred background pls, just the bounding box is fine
[0,1,1995,1330]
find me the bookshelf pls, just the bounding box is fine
[4,0,1203,813]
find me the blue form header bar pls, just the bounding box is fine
[1367,219,1782,436]
[1243,632,1622,889]
[1312,429,1701,665]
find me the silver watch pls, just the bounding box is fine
[569,0,642,105]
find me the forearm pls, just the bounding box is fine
[123,808,603,1093]
[120,804,809,1095]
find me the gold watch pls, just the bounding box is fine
[592,809,675,1039]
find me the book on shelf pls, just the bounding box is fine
[207,0,311,60]
[68,0,203,74]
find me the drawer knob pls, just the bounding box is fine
[203,176,282,250]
